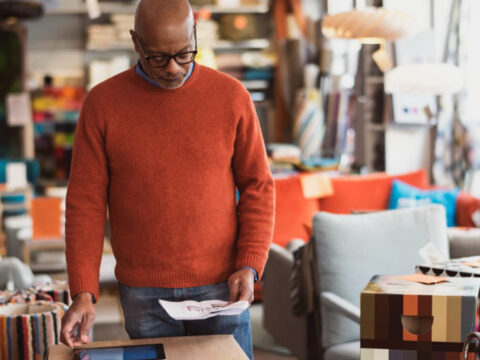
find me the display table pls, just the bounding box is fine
[47,335,248,360]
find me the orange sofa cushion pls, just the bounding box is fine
[272,175,320,247]
[456,191,480,227]
[319,170,429,214]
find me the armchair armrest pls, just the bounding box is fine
[448,227,480,258]
[263,243,309,360]
[321,291,360,324]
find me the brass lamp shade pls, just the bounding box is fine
[321,7,419,44]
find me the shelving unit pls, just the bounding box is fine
[25,1,275,183]
[212,38,270,50]
[86,38,270,51]
[46,3,269,15]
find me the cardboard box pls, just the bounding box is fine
[47,335,248,360]
[360,275,480,359]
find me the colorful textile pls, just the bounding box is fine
[0,301,66,360]
[0,282,71,306]
[66,63,275,300]
[293,89,324,159]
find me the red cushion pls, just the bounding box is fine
[456,191,480,227]
[319,170,429,214]
[272,175,319,247]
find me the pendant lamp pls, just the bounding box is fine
[321,7,419,44]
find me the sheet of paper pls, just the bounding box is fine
[418,241,446,265]
[462,261,480,268]
[6,163,27,190]
[299,173,334,199]
[6,92,32,126]
[159,299,249,320]
[396,273,449,285]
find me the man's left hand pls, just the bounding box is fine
[228,268,254,304]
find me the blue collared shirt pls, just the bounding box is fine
[134,61,258,283]
[135,60,194,87]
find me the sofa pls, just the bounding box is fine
[271,169,480,247]
[262,170,480,359]
[254,170,480,299]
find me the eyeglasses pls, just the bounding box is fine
[134,26,197,68]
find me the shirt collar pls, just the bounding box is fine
[135,61,194,87]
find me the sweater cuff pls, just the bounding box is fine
[235,253,267,281]
[68,275,100,303]
[241,266,258,283]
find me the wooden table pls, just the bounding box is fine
[47,335,248,360]
[22,238,65,265]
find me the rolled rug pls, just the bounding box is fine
[0,301,66,360]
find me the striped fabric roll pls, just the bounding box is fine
[0,301,66,360]
[36,282,71,306]
[0,281,71,307]
[293,89,325,159]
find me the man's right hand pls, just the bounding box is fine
[60,292,95,348]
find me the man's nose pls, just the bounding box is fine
[165,57,182,74]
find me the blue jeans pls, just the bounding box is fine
[118,281,253,360]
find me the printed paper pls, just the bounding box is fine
[159,299,249,320]
[396,273,448,285]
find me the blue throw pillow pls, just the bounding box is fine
[388,180,460,227]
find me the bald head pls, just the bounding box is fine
[130,0,196,89]
[134,0,194,41]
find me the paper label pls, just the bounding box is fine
[6,92,32,126]
[6,163,27,190]
[396,273,448,285]
[300,173,334,199]
[462,261,480,268]
[418,241,446,265]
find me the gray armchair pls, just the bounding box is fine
[263,205,455,360]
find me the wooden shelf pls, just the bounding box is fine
[86,38,271,52]
[242,80,269,90]
[212,39,270,50]
[46,2,269,15]
[192,4,269,14]
[46,2,136,14]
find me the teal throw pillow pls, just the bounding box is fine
[388,180,460,227]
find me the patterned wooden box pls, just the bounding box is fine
[361,275,480,360]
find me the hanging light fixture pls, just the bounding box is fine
[321,7,419,44]
[321,7,420,72]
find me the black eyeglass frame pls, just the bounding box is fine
[133,25,198,68]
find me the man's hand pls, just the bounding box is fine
[228,268,254,304]
[60,292,95,348]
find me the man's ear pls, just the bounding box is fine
[130,29,140,54]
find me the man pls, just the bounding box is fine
[59,0,275,358]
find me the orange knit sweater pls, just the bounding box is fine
[65,64,275,300]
